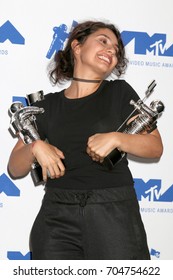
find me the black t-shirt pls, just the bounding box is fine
[34,79,144,189]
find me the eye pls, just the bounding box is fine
[99,38,107,45]
[101,38,107,44]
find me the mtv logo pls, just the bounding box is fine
[134,178,173,202]
[121,31,173,57]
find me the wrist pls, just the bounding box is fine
[112,132,122,150]
[31,140,38,157]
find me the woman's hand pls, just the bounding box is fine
[86,128,163,163]
[86,132,118,163]
[32,140,65,182]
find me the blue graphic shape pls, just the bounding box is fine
[134,178,173,202]
[46,20,78,59]
[159,186,173,201]
[12,96,28,106]
[121,31,173,57]
[7,251,31,260]
[0,173,20,196]
[150,248,160,258]
[0,20,25,44]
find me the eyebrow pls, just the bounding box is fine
[97,34,119,49]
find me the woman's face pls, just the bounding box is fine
[73,28,119,78]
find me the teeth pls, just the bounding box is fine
[98,55,110,63]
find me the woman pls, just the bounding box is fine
[8,20,163,260]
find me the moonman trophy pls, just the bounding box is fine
[9,91,45,186]
[103,80,165,169]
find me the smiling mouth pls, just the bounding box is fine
[97,55,111,64]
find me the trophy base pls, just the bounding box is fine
[103,149,125,170]
[31,162,44,186]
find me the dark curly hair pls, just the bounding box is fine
[48,20,128,84]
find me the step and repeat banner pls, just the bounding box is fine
[0,0,173,260]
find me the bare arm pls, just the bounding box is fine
[86,128,163,162]
[8,138,65,182]
[8,138,35,177]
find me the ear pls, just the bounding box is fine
[71,39,80,54]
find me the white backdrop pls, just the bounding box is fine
[0,0,173,260]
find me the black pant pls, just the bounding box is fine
[30,186,150,260]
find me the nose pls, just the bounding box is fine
[106,44,116,56]
[106,44,116,55]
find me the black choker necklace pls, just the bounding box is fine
[73,77,101,83]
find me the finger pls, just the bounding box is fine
[88,150,95,158]
[86,146,91,155]
[47,165,56,179]
[87,134,97,144]
[55,148,65,159]
[99,157,104,163]
[92,156,98,161]
[90,151,96,158]
[57,159,65,175]
[52,164,61,178]
[42,166,48,182]
[93,155,100,162]
[54,160,65,177]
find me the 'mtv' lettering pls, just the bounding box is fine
[121,31,173,56]
[134,178,173,202]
